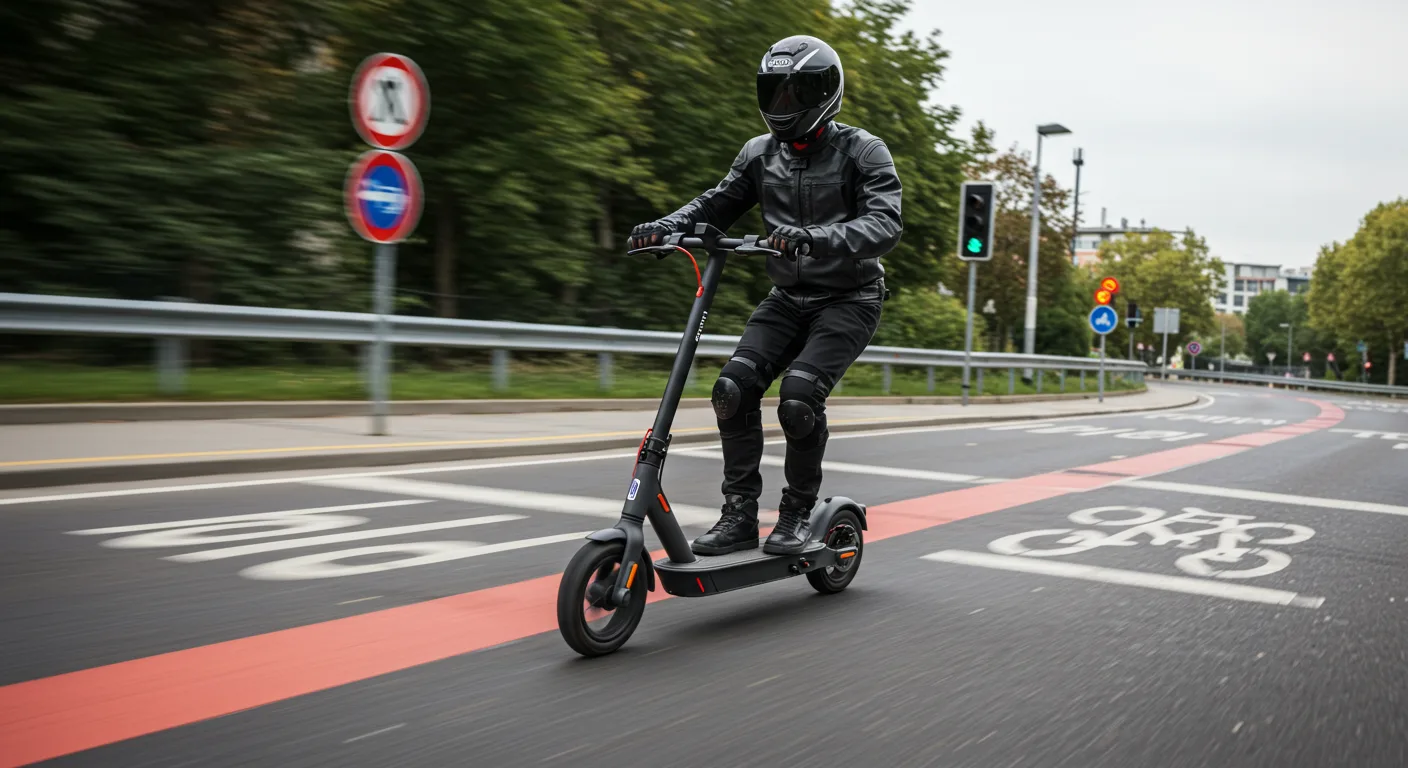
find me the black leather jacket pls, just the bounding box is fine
[658,122,902,294]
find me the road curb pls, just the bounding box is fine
[0,387,1145,425]
[0,390,1197,490]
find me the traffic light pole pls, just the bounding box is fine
[962,261,977,406]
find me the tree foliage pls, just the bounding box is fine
[1093,230,1223,360]
[0,0,975,356]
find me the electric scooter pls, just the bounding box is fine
[556,223,868,657]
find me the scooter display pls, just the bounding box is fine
[556,223,867,657]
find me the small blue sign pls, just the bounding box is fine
[1089,305,1119,336]
[360,164,410,230]
[627,478,640,501]
[1357,340,1368,353]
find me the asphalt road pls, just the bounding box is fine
[3,383,1407,767]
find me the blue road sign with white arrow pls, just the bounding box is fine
[1089,305,1119,336]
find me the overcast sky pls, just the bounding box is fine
[900,0,1408,267]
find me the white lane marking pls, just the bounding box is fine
[677,450,994,485]
[166,514,523,562]
[0,397,1209,507]
[343,724,406,744]
[987,422,1055,431]
[1146,414,1285,425]
[303,476,720,526]
[1396,444,1408,450]
[240,533,588,581]
[1330,428,1408,440]
[922,550,1324,608]
[1119,479,1408,518]
[337,596,382,606]
[67,500,429,536]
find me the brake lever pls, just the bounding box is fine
[626,245,678,259]
[735,245,784,258]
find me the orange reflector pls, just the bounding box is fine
[839,552,855,559]
[657,494,671,513]
[696,577,706,593]
[626,562,638,589]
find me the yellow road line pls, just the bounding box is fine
[0,417,917,469]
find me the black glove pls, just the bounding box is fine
[766,225,812,260]
[629,221,672,250]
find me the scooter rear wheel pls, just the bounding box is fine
[557,540,646,657]
[807,508,864,594]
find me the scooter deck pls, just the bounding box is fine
[655,540,829,597]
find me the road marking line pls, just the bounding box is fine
[0,397,1339,768]
[166,515,523,562]
[67,500,429,536]
[343,723,405,744]
[337,596,382,606]
[303,476,720,526]
[1118,479,1408,518]
[0,398,1208,507]
[240,533,591,581]
[921,550,1325,608]
[677,450,992,485]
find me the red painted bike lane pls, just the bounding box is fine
[0,398,1344,767]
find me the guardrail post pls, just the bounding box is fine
[1009,368,1016,394]
[492,349,510,392]
[1036,369,1044,393]
[882,363,892,395]
[155,297,188,395]
[1080,370,1086,390]
[1059,370,1066,392]
[598,352,613,391]
[976,368,984,395]
[925,366,934,394]
[686,360,698,392]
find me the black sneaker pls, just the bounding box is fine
[763,493,813,555]
[691,495,760,556]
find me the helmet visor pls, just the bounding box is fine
[756,66,840,117]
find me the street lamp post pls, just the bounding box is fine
[1280,322,1294,376]
[1070,148,1084,267]
[1023,122,1072,380]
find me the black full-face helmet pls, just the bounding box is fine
[756,35,844,145]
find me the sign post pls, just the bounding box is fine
[1187,340,1202,372]
[1089,305,1119,403]
[348,53,429,435]
[956,181,996,406]
[1153,307,1180,380]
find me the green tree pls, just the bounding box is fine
[1190,312,1245,361]
[1095,230,1223,361]
[871,288,968,350]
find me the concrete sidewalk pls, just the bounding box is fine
[0,386,1198,489]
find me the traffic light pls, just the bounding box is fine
[956,181,995,262]
[1126,301,1142,327]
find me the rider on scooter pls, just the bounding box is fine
[628,35,903,557]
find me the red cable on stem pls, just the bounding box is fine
[673,246,703,297]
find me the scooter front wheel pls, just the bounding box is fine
[557,540,646,657]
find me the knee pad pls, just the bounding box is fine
[777,369,828,440]
[713,356,764,425]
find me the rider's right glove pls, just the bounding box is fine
[629,221,672,250]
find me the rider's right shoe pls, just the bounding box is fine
[690,495,760,555]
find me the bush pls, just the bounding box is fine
[872,289,970,350]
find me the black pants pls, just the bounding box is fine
[714,284,883,507]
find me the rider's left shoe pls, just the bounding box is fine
[763,492,814,555]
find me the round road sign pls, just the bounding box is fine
[350,53,430,150]
[1088,305,1119,336]
[1099,276,1120,294]
[345,150,423,243]
[1187,341,1202,356]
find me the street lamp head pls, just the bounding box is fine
[1038,123,1072,136]
[1073,147,1084,165]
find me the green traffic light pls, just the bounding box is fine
[966,237,983,254]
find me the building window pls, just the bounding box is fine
[1234,295,1243,307]
[1219,293,1228,305]
[1235,279,1246,291]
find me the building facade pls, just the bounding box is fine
[1212,263,1313,315]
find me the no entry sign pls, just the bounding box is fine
[350,53,430,150]
[345,150,423,243]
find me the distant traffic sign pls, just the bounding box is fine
[1356,340,1368,353]
[1099,277,1120,294]
[345,149,423,243]
[350,53,430,150]
[1089,305,1119,336]
[1094,288,1113,305]
[1153,307,1180,335]
[1187,341,1202,356]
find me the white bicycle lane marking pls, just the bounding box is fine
[923,504,1326,608]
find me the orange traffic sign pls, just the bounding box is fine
[1094,289,1113,305]
[1099,276,1120,294]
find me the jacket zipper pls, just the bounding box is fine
[794,165,804,285]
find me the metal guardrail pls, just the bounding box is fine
[1159,366,1407,397]
[0,292,1150,426]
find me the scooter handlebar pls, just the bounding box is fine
[626,234,781,258]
